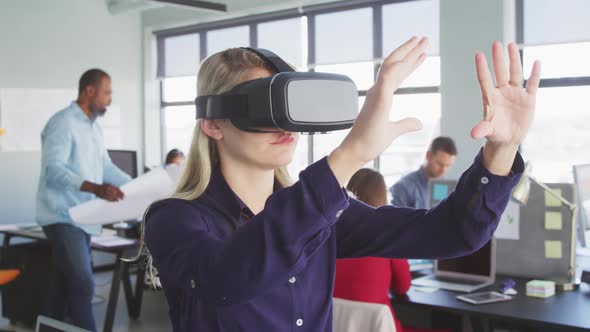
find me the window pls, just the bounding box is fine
[521,85,590,182]
[156,0,441,181]
[523,42,590,79]
[162,33,199,77]
[161,76,196,103]
[382,0,440,56]
[519,0,590,183]
[381,93,441,188]
[315,8,373,65]
[523,0,590,45]
[163,105,196,156]
[258,17,307,68]
[207,26,249,55]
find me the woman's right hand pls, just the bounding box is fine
[329,36,429,186]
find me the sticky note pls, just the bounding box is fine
[545,211,562,230]
[432,183,449,200]
[545,240,562,259]
[545,189,563,207]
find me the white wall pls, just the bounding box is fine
[0,0,142,223]
[0,0,143,158]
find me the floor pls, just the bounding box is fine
[0,271,172,332]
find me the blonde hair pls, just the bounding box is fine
[125,48,293,286]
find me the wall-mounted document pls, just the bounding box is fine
[69,164,183,225]
[494,200,520,240]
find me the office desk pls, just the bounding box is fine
[393,275,590,331]
[0,229,145,332]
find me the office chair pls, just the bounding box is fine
[0,269,21,332]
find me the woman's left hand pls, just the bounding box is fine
[472,42,541,147]
[472,42,541,175]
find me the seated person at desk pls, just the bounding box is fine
[165,148,185,166]
[36,69,131,331]
[390,136,457,209]
[334,169,447,332]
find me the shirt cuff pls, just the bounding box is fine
[300,157,350,225]
[67,174,86,192]
[470,148,525,193]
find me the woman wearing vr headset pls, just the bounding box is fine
[136,37,540,331]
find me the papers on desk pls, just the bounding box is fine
[495,200,520,240]
[69,164,183,225]
[91,235,136,247]
[0,224,21,231]
[412,286,439,293]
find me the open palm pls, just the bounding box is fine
[471,42,541,146]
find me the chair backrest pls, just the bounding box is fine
[332,298,396,332]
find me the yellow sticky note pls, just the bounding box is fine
[545,189,562,207]
[545,240,562,259]
[545,211,562,230]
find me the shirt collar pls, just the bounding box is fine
[70,101,97,123]
[416,166,429,185]
[201,167,283,227]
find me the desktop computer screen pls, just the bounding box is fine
[107,150,138,179]
[573,164,590,246]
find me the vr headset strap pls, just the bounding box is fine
[242,47,295,73]
[195,94,248,119]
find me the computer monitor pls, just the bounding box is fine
[436,239,495,281]
[107,149,138,178]
[573,164,590,247]
[36,315,91,332]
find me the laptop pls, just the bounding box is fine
[36,316,91,332]
[412,238,496,293]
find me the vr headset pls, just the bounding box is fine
[195,48,359,133]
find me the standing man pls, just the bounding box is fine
[36,69,131,331]
[390,136,457,209]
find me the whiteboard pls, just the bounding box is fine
[0,88,122,151]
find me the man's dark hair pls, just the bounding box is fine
[428,136,457,155]
[78,69,109,95]
[165,148,185,165]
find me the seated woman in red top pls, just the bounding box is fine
[334,168,446,332]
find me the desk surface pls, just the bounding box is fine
[394,275,590,331]
[1,228,138,252]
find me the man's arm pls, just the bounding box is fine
[102,149,132,188]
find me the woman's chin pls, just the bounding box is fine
[262,154,294,170]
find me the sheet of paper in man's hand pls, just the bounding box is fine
[69,164,183,225]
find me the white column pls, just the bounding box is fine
[440,0,516,178]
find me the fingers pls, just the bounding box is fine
[384,36,428,66]
[115,187,125,200]
[492,41,508,87]
[390,117,423,136]
[475,52,494,99]
[405,37,429,67]
[508,42,523,86]
[104,185,125,201]
[384,36,420,63]
[470,121,494,140]
[526,60,542,95]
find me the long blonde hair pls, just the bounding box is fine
[125,48,293,285]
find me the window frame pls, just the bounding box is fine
[156,0,441,172]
